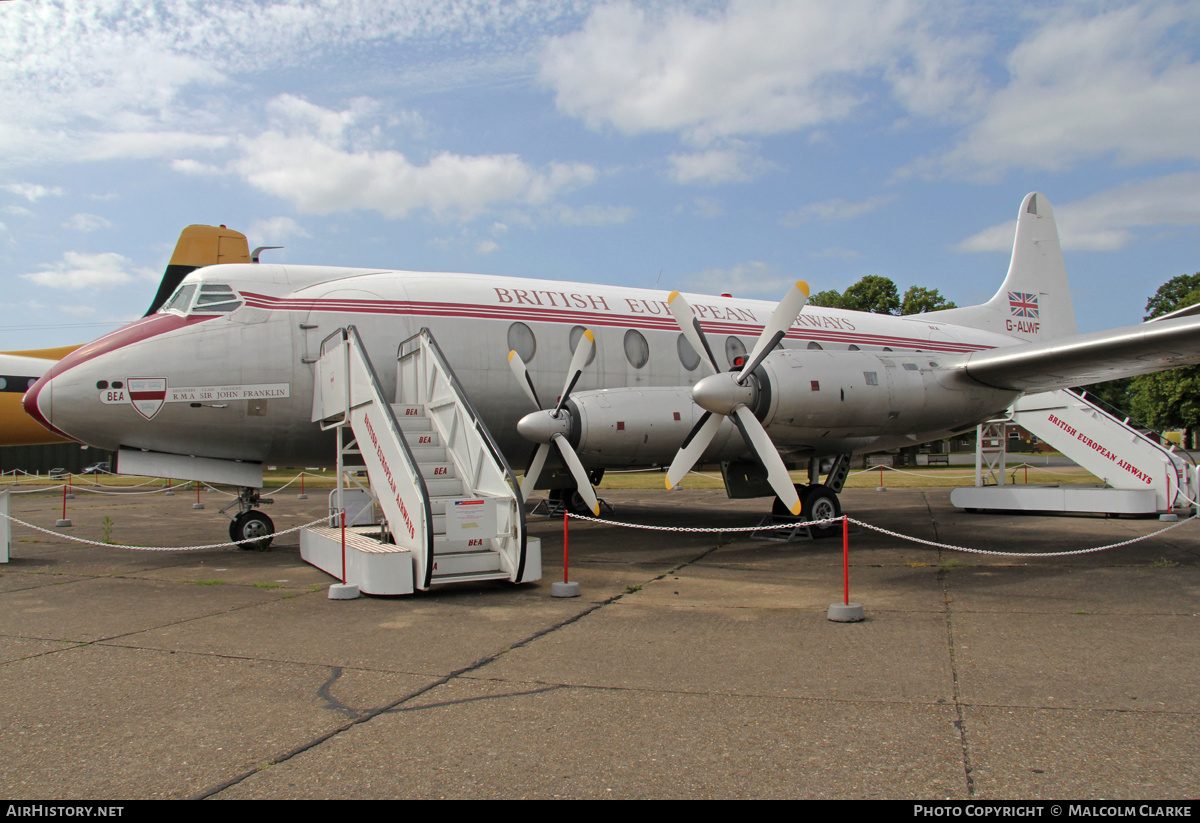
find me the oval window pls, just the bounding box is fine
[724,336,746,368]
[623,329,649,369]
[569,326,596,366]
[807,341,823,350]
[677,334,700,371]
[507,322,536,364]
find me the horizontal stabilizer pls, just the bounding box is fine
[957,314,1200,392]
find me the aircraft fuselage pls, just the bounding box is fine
[25,264,1022,477]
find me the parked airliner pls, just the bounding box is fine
[23,193,1200,545]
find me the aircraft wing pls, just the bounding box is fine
[956,314,1200,392]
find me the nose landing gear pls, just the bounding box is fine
[222,488,275,550]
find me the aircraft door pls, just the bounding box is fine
[302,286,412,409]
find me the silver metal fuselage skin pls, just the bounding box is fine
[28,264,1023,476]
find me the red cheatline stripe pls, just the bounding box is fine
[241,292,993,354]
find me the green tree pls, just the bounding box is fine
[1126,272,1200,446]
[901,286,957,315]
[1143,273,1200,320]
[808,289,845,308]
[840,275,900,315]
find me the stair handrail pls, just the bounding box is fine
[340,325,436,586]
[398,328,529,581]
[1069,388,1196,469]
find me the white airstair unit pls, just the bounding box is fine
[303,326,538,594]
[951,388,1198,515]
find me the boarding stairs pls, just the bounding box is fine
[303,326,538,594]
[951,389,1198,515]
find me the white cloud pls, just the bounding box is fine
[684,261,794,297]
[918,3,1200,180]
[668,145,775,185]
[170,158,224,176]
[65,213,113,232]
[248,216,310,248]
[549,204,636,226]
[5,206,34,218]
[0,2,582,167]
[542,0,976,146]
[236,95,597,221]
[21,251,158,290]
[782,195,895,225]
[954,173,1200,253]
[59,305,98,318]
[2,183,62,202]
[476,239,499,255]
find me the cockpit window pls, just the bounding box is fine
[162,284,196,314]
[159,283,242,315]
[192,284,242,313]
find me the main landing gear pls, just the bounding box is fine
[773,483,842,538]
[770,454,850,539]
[549,469,606,517]
[221,487,275,551]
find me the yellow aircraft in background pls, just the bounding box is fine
[0,224,252,446]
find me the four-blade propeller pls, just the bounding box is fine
[508,329,600,516]
[664,282,810,515]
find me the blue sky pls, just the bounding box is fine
[2,0,1199,349]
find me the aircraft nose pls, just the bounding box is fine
[22,370,62,438]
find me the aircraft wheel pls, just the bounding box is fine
[231,511,274,551]
[552,486,596,517]
[802,484,842,538]
[772,484,808,518]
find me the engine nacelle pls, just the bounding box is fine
[565,387,742,466]
[563,350,1017,464]
[756,349,1017,444]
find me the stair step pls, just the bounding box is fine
[434,535,495,554]
[405,431,441,447]
[430,550,502,577]
[409,445,447,462]
[416,462,457,481]
[424,478,464,496]
[430,570,513,586]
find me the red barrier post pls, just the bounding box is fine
[827,515,863,622]
[340,509,347,584]
[563,511,569,584]
[842,516,850,605]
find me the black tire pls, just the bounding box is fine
[551,486,596,517]
[802,484,842,538]
[772,484,807,518]
[231,511,274,551]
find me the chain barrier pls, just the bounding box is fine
[564,511,1198,558]
[0,509,330,552]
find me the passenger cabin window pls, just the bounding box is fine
[624,329,649,369]
[677,334,701,371]
[568,325,596,366]
[192,284,243,314]
[724,337,746,368]
[508,322,536,363]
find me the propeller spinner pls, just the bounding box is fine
[664,282,810,515]
[509,328,601,516]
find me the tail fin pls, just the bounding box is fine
[144,224,250,316]
[931,192,1077,342]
